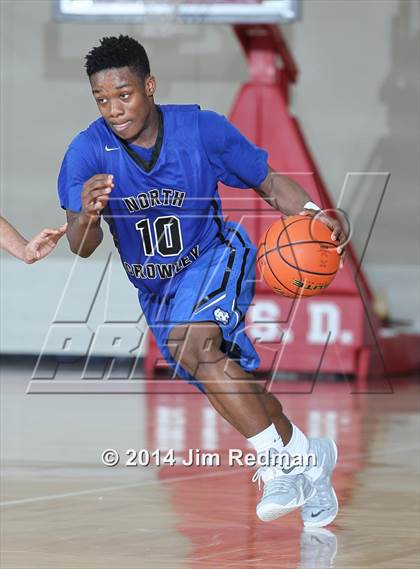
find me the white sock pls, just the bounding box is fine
[282,423,310,474]
[247,423,283,455]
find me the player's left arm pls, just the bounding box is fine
[255,166,347,256]
[198,112,346,260]
[0,216,67,264]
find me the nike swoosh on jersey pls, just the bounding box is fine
[311,510,324,518]
[105,145,120,151]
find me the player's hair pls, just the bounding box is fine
[85,35,150,81]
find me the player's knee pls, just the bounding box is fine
[167,323,223,373]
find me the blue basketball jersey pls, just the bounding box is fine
[58,105,268,296]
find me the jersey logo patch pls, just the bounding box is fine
[105,145,120,152]
[214,308,230,325]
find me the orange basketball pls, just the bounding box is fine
[257,215,340,298]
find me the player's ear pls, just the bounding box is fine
[144,75,156,98]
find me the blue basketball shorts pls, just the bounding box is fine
[139,222,260,390]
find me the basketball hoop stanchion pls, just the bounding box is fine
[218,24,419,388]
[233,24,297,102]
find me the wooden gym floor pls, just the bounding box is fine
[1,362,419,569]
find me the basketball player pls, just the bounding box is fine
[59,36,346,527]
[0,216,67,263]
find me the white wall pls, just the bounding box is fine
[288,0,420,266]
[1,0,419,354]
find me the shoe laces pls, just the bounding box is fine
[252,467,299,497]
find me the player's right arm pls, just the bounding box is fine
[66,174,114,257]
[58,131,114,257]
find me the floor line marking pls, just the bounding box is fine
[0,467,238,508]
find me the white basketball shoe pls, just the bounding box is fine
[301,438,338,528]
[253,449,316,522]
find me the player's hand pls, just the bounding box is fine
[300,208,347,268]
[81,174,114,220]
[24,223,68,264]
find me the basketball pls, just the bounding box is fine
[257,215,340,298]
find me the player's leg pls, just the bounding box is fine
[207,380,293,443]
[247,380,293,442]
[167,321,316,521]
[186,327,338,526]
[168,322,292,444]
[168,320,338,526]
[219,347,338,527]
[168,321,277,438]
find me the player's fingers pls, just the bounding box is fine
[85,174,113,187]
[328,217,346,244]
[83,184,113,202]
[82,182,113,203]
[88,187,113,201]
[91,198,108,211]
[331,222,341,242]
[336,227,348,251]
[315,213,336,239]
[339,249,347,269]
[87,177,113,191]
[85,174,114,187]
[86,192,110,209]
[85,202,101,213]
[82,188,112,212]
[337,237,346,252]
[317,215,346,251]
[82,193,110,217]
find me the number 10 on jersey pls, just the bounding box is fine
[135,216,183,257]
